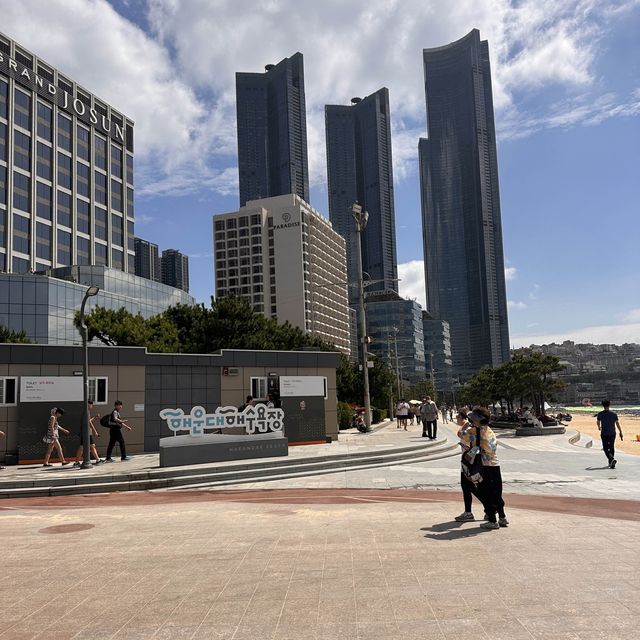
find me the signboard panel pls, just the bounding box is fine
[20,376,84,403]
[279,376,327,398]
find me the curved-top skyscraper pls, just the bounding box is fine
[419,29,510,380]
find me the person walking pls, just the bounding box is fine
[104,401,132,463]
[597,399,624,469]
[396,399,410,430]
[462,406,508,530]
[441,405,448,424]
[420,396,438,439]
[73,400,102,467]
[43,407,70,467]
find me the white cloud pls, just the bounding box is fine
[512,321,640,347]
[622,308,640,323]
[505,266,517,281]
[398,260,426,310]
[1,0,635,197]
[508,300,528,310]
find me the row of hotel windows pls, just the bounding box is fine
[1,81,132,181]
[0,249,134,274]
[0,133,133,214]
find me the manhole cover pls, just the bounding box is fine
[39,523,95,534]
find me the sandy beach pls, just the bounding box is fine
[567,411,640,456]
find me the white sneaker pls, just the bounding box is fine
[454,511,475,522]
[480,521,499,530]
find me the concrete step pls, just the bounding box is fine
[0,439,458,499]
[163,447,461,491]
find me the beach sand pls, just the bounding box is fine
[568,412,640,456]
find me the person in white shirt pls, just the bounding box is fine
[396,399,410,430]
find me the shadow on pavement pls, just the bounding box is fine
[420,520,486,540]
[585,466,613,470]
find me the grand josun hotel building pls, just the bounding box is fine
[0,32,135,275]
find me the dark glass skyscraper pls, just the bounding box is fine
[134,237,160,282]
[325,89,398,302]
[236,53,309,207]
[419,29,510,380]
[161,248,189,293]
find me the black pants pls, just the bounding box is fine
[423,420,437,438]
[477,466,505,522]
[461,473,473,512]
[106,429,127,460]
[601,435,616,463]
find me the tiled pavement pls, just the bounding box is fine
[1,421,639,639]
[1,495,639,639]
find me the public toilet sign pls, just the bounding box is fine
[159,405,284,437]
[20,376,83,403]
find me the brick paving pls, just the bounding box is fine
[1,490,639,639]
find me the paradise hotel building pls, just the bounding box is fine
[0,31,135,274]
[213,194,351,355]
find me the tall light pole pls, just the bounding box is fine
[352,202,371,429]
[79,285,99,469]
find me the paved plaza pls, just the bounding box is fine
[1,421,639,639]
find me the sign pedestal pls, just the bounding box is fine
[159,432,288,468]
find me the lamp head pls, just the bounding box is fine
[86,285,100,297]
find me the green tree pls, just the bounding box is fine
[404,379,436,403]
[0,325,31,343]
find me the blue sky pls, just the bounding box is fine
[2,0,639,346]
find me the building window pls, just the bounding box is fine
[111,214,123,246]
[250,377,268,400]
[57,152,72,190]
[110,178,122,212]
[14,88,31,130]
[126,154,133,185]
[36,221,51,260]
[57,229,71,264]
[36,102,52,141]
[13,130,31,171]
[95,170,107,205]
[76,161,90,197]
[95,207,107,240]
[76,125,90,162]
[77,236,90,265]
[13,172,31,212]
[126,186,133,216]
[36,182,52,221]
[57,190,71,227]
[77,199,90,234]
[0,165,6,207]
[111,144,122,179]
[127,220,134,251]
[0,78,7,120]
[0,377,17,406]
[88,376,108,404]
[94,134,107,170]
[57,114,72,152]
[111,247,123,269]
[36,142,52,181]
[0,122,6,163]
[94,241,107,265]
[12,213,30,254]
[12,256,29,273]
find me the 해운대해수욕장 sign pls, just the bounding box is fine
[159,405,284,436]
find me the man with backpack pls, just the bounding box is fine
[101,400,132,462]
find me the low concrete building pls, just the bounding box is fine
[0,344,340,465]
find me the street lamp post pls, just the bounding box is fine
[79,285,100,469]
[352,202,371,430]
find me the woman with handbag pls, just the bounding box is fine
[461,406,508,530]
[43,407,70,467]
[454,410,477,522]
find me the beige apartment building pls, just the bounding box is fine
[213,195,351,355]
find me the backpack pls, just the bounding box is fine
[99,413,112,428]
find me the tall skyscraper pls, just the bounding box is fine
[134,237,160,282]
[0,31,135,275]
[325,89,398,302]
[236,53,309,207]
[419,29,510,380]
[161,248,189,293]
